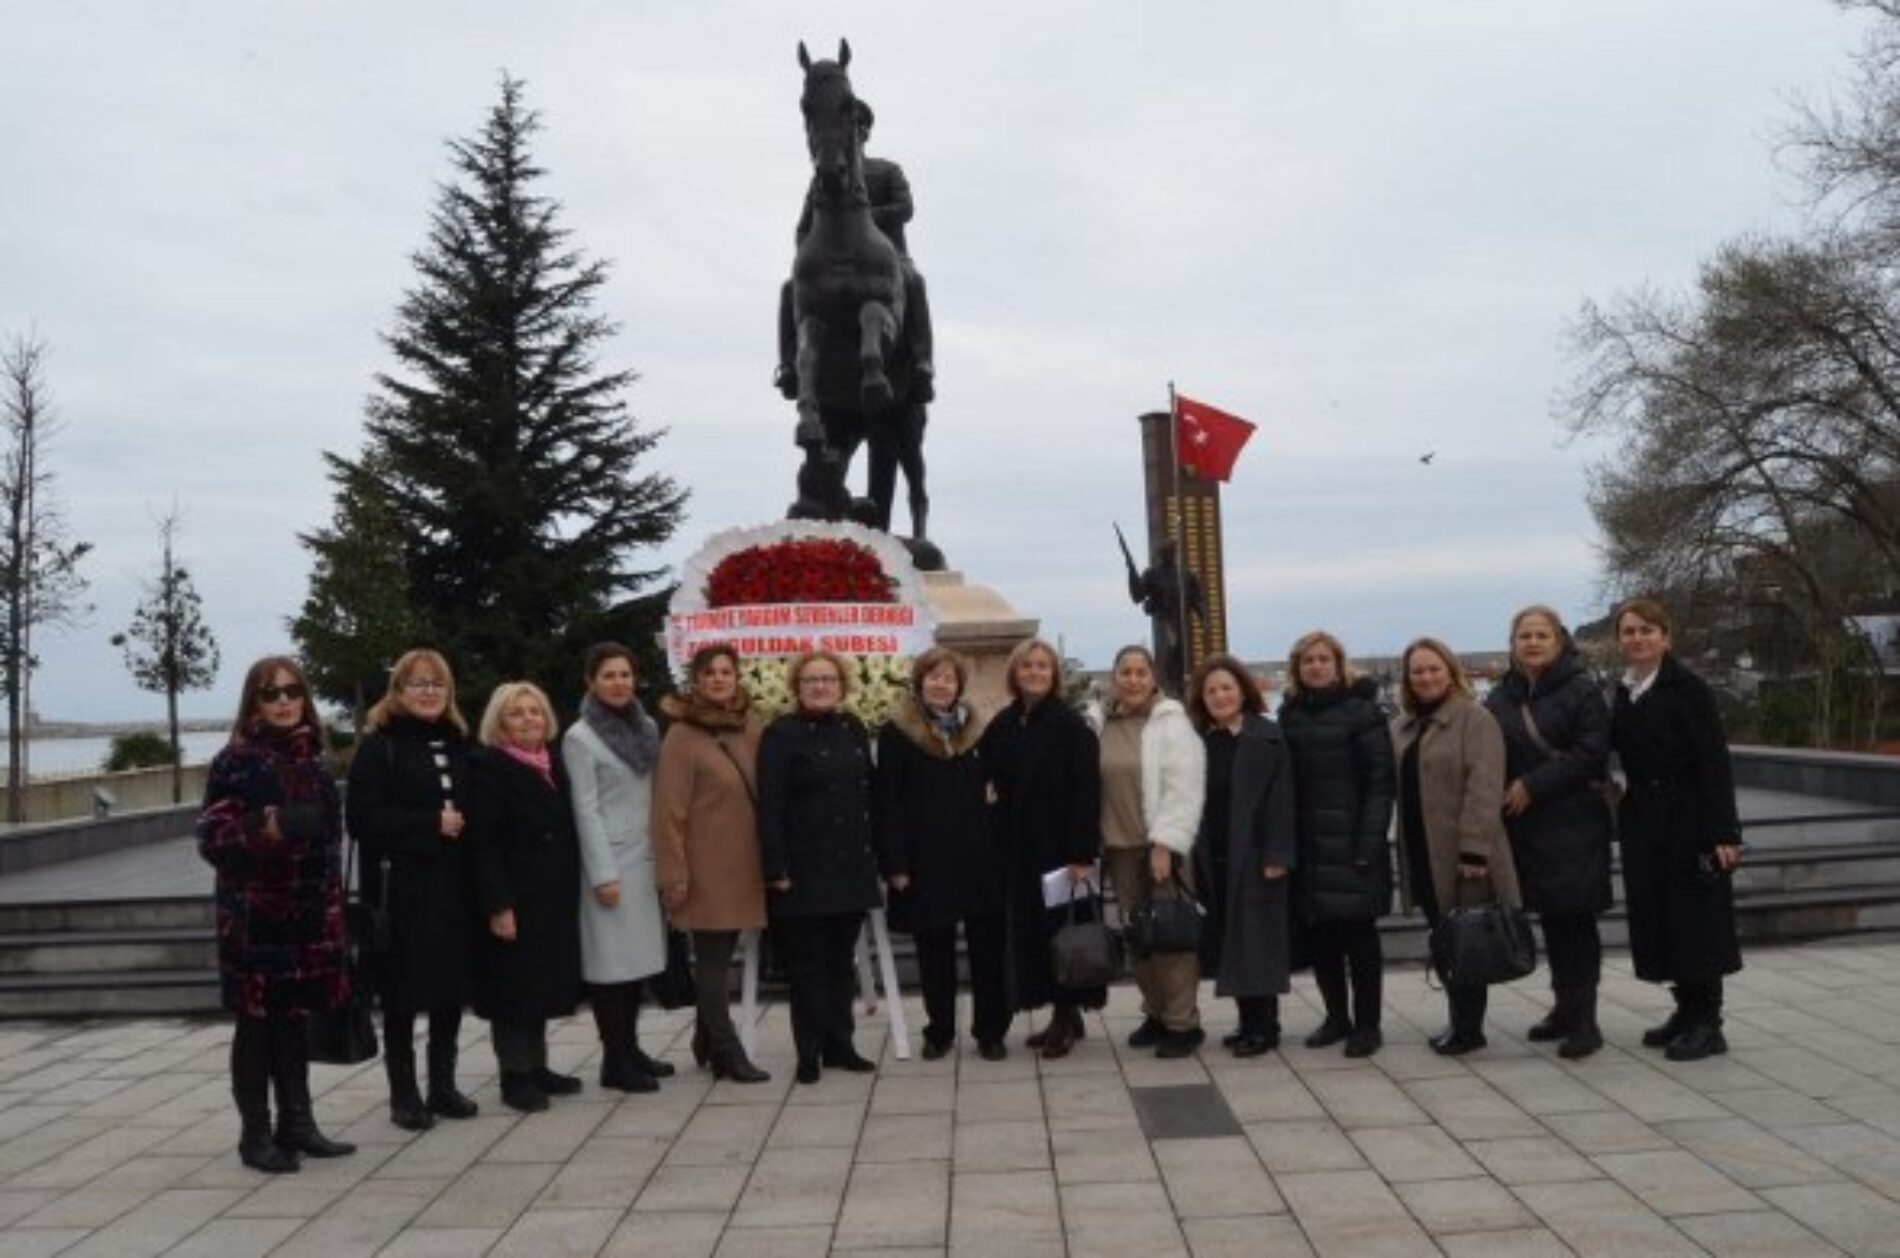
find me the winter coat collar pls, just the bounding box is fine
[659,691,751,732]
[581,692,659,775]
[1288,676,1379,712]
[889,695,982,759]
[381,713,461,742]
[1394,690,1473,735]
[1500,650,1584,700]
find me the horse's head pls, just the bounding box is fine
[797,39,860,200]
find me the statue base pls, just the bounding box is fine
[922,571,1039,723]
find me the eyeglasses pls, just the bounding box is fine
[799,675,842,689]
[258,684,306,703]
[403,680,447,694]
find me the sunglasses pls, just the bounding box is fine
[258,684,306,704]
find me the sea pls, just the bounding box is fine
[3,730,231,779]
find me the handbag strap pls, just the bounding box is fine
[1519,703,1555,759]
[713,735,758,807]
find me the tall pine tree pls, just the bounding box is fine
[310,76,685,711]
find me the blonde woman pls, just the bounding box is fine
[467,682,584,1112]
[1390,638,1518,1056]
[346,648,478,1130]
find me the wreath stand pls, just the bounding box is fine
[736,907,911,1062]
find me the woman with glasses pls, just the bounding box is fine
[347,649,479,1130]
[564,643,673,1093]
[198,658,355,1173]
[758,651,889,1084]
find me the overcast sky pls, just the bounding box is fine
[0,1,1874,721]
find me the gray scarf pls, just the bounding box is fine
[581,692,659,776]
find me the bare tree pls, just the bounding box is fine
[0,332,91,820]
[112,507,219,804]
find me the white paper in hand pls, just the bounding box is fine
[1042,864,1100,909]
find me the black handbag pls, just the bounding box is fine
[1429,885,1537,988]
[1124,874,1204,956]
[344,831,390,954]
[309,838,382,1065]
[1051,882,1122,989]
[646,930,697,1010]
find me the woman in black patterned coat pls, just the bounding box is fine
[198,656,355,1174]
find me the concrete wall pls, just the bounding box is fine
[0,766,210,826]
[1731,745,1900,810]
[0,804,200,876]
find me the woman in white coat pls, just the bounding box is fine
[563,642,673,1093]
[1091,645,1207,1057]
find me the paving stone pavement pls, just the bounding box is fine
[12,938,1900,1255]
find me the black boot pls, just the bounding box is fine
[625,991,674,1079]
[711,1045,771,1084]
[600,1044,659,1093]
[270,1020,355,1158]
[1559,986,1604,1060]
[385,1049,433,1132]
[1527,987,1572,1043]
[501,1072,550,1113]
[426,1026,478,1120]
[1430,984,1488,1056]
[1309,951,1351,1047]
[233,1019,299,1174]
[1642,987,1693,1048]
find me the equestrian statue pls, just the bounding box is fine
[778,40,941,567]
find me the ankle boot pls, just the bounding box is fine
[692,1024,711,1068]
[384,1047,433,1131]
[1527,987,1573,1042]
[599,1044,659,1093]
[711,1046,771,1084]
[270,1026,355,1158]
[233,1020,299,1173]
[426,1036,479,1120]
[1559,986,1603,1060]
[1642,988,1693,1048]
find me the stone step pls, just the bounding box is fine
[0,896,214,935]
[0,968,223,1018]
[0,927,216,976]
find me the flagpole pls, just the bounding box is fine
[1167,381,1191,696]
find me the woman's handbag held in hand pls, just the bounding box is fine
[1051,881,1122,989]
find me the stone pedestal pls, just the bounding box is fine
[922,571,1039,723]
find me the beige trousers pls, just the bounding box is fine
[1105,846,1201,1032]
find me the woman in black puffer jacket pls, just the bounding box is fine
[1279,631,1395,1058]
[1484,605,1614,1060]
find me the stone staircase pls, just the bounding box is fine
[0,895,221,1017]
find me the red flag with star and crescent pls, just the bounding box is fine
[1174,394,1256,482]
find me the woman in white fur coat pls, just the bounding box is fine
[1089,645,1207,1057]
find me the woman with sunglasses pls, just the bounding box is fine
[347,648,479,1130]
[198,658,355,1173]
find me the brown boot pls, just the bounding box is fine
[1040,1007,1082,1060]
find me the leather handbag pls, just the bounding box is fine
[308,837,382,1065]
[1124,875,1204,956]
[1051,882,1122,989]
[646,930,698,1011]
[1429,891,1537,988]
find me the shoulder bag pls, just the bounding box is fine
[1051,879,1123,989]
[307,836,382,1065]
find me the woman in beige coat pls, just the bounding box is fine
[653,644,770,1083]
[1390,637,1518,1056]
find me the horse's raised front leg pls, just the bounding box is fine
[857,300,898,413]
[794,313,828,448]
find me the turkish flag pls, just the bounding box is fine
[1174,395,1256,482]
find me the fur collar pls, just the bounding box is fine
[659,691,752,732]
[889,695,983,759]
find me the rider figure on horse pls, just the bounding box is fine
[776,99,935,405]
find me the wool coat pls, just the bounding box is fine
[874,696,1004,934]
[1611,653,1744,983]
[197,724,349,1019]
[1390,695,1520,917]
[979,696,1106,1012]
[563,718,667,984]
[1279,678,1395,925]
[346,716,476,1011]
[1485,652,1615,918]
[1194,714,1299,999]
[652,694,768,932]
[757,709,886,919]
[1085,696,1206,854]
[465,747,584,1023]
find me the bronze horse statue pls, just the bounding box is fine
[784,41,935,560]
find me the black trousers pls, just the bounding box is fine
[780,913,864,1064]
[1675,976,1725,1025]
[231,1012,300,1125]
[588,981,644,1051]
[914,916,1009,1047]
[384,1006,463,1074]
[692,930,743,1055]
[1540,912,1602,991]
[1236,995,1280,1037]
[1308,919,1384,1032]
[491,1018,548,1075]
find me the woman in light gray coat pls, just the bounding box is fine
[563,642,672,1093]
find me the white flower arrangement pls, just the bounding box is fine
[740,654,913,728]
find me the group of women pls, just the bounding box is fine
[196,595,1743,1175]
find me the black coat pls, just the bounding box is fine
[1611,653,1743,983]
[465,747,584,1023]
[1279,679,1394,925]
[875,699,1005,933]
[758,710,886,919]
[979,697,1104,1012]
[346,717,476,1011]
[1194,715,1299,998]
[1486,653,1615,917]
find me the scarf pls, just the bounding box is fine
[499,740,553,787]
[924,700,967,746]
[582,692,659,776]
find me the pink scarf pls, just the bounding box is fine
[499,741,554,787]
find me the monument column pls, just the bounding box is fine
[1138,410,1230,689]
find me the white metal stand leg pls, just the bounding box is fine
[739,928,760,1060]
[866,908,910,1061]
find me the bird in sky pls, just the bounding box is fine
[1419,452,1436,465]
